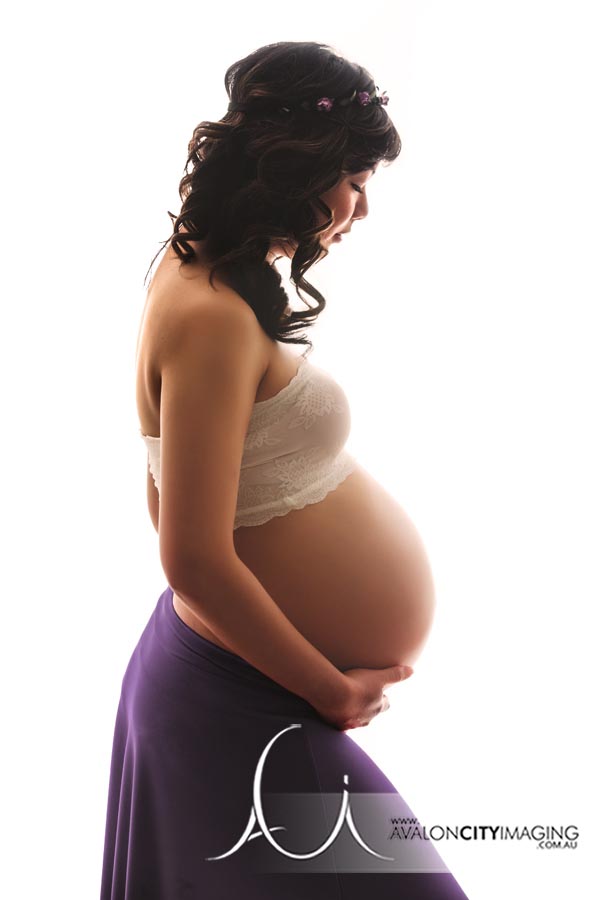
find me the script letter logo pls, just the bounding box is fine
[206,723,394,861]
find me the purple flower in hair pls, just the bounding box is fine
[316,96,334,112]
[357,91,371,106]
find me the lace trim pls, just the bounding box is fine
[250,351,311,412]
[243,359,346,447]
[141,440,358,528]
[145,447,160,489]
[233,451,357,528]
[247,355,312,432]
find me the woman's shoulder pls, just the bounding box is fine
[136,251,272,438]
[148,248,245,313]
[144,250,267,363]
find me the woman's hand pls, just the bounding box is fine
[314,665,414,731]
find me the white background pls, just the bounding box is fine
[2,1,598,898]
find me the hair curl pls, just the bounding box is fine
[145,41,402,349]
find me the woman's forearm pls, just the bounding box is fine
[168,554,350,712]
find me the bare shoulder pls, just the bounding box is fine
[149,258,270,374]
[136,253,274,440]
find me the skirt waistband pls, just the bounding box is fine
[158,583,318,715]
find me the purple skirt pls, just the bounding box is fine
[100,585,470,899]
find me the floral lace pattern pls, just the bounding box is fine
[235,448,357,528]
[288,383,346,430]
[140,353,357,529]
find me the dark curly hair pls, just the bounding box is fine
[145,41,402,349]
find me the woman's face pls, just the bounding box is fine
[316,165,378,247]
[266,165,378,263]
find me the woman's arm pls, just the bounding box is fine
[171,553,350,712]
[155,283,351,713]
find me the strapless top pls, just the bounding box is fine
[140,349,358,528]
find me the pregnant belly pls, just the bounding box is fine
[232,463,437,671]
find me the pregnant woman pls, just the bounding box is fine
[100,41,470,899]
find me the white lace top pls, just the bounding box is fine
[140,348,358,529]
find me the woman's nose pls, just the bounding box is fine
[352,193,369,221]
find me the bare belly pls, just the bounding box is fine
[172,463,437,671]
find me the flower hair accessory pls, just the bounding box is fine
[301,86,390,113]
[228,86,389,116]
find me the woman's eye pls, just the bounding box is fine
[351,183,364,194]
